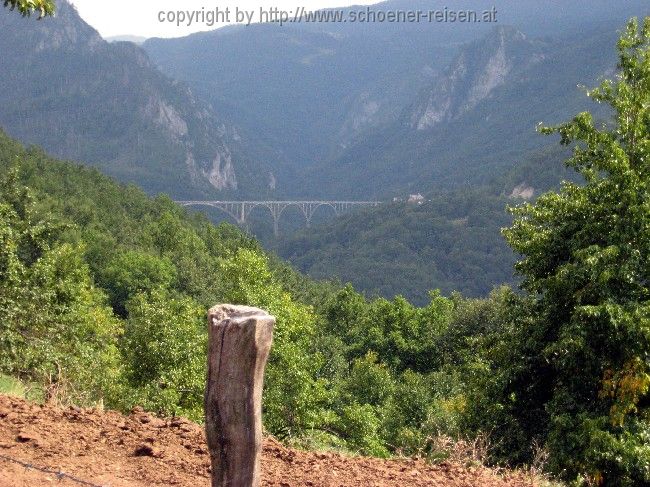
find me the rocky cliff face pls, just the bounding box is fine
[0,0,256,197]
[411,27,547,131]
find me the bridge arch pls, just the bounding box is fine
[177,201,243,225]
[300,202,338,227]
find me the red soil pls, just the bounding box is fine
[0,395,537,486]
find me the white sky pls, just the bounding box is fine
[70,1,382,39]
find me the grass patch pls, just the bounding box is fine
[0,374,44,402]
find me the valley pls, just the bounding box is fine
[1,1,650,484]
[0,0,644,303]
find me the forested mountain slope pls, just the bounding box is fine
[1,0,644,201]
[302,25,618,198]
[275,145,577,304]
[144,1,646,199]
[0,0,268,199]
[143,23,458,193]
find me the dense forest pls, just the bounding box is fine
[1,3,650,486]
[276,191,518,303]
[275,144,578,304]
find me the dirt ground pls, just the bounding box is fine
[0,395,538,486]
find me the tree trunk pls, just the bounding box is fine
[205,305,275,487]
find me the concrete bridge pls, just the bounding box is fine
[176,200,380,236]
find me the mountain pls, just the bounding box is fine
[0,0,268,198]
[143,22,458,194]
[143,0,648,199]
[410,27,547,131]
[300,24,620,198]
[1,0,645,201]
[296,0,647,41]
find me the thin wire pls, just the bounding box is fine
[0,453,108,487]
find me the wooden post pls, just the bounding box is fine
[205,305,275,487]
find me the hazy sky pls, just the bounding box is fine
[70,1,381,39]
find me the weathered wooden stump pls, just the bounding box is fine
[205,305,275,487]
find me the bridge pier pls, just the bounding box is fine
[239,203,246,226]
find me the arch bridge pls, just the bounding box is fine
[176,200,380,236]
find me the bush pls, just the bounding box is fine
[119,289,206,420]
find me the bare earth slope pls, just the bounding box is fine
[0,395,536,487]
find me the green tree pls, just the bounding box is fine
[120,289,205,420]
[3,0,54,17]
[0,167,121,404]
[101,250,176,316]
[503,18,650,485]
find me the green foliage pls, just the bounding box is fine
[120,290,206,421]
[339,353,394,407]
[0,166,121,405]
[453,289,540,463]
[316,285,487,456]
[501,17,650,484]
[0,133,315,432]
[3,0,54,18]
[323,285,453,372]
[335,403,388,457]
[0,374,43,402]
[102,251,176,317]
